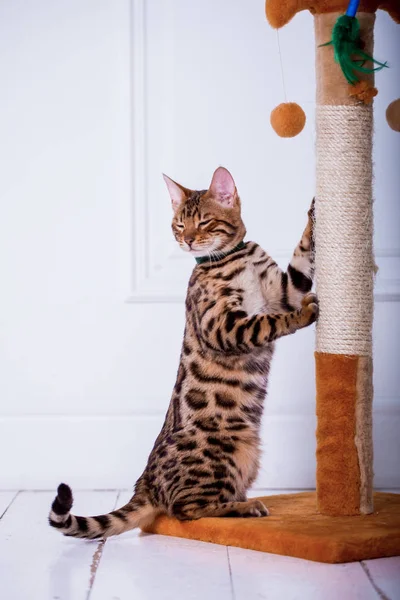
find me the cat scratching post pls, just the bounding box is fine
[266,0,399,518]
[313,10,376,517]
[143,0,400,562]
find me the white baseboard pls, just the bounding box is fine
[0,413,399,490]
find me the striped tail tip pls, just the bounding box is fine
[49,483,73,530]
[49,486,154,539]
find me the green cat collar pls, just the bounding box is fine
[195,241,246,265]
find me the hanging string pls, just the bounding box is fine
[276,30,287,102]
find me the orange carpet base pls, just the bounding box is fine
[143,492,400,563]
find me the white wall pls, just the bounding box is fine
[0,0,399,490]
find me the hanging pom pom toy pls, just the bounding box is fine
[386,99,400,132]
[270,31,306,138]
[270,102,306,138]
[321,0,387,88]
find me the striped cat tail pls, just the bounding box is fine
[48,483,155,539]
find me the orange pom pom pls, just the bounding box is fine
[270,102,306,138]
[386,99,400,132]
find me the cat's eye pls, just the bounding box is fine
[175,223,184,230]
[198,219,213,227]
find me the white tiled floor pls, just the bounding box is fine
[0,491,399,600]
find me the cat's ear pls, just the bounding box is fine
[209,167,236,208]
[163,174,189,212]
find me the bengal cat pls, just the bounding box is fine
[49,167,317,539]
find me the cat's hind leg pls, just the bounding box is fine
[171,498,269,520]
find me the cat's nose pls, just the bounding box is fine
[184,236,195,247]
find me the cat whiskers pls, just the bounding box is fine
[208,249,218,264]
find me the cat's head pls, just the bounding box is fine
[163,167,246,258]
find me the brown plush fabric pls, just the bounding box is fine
[143,492,400,563]
[315,353,363,515]
[355,356,374,514]
[265,0,400,29]
[315,12,375,106]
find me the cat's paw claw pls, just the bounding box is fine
[301,293,319,323]
[308,197,315,220]
[301,292,317,308]
[247,500,269,517]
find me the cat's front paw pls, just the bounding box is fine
[304,197,315,248]
[301,292,319,324]
[308,197,315,221]
[244,500,270,518]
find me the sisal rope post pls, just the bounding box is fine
[315,105,374,358]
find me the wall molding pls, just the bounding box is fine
[129,0,148,297]
[374,248,400,302]
[0,414,325,489]
[126,1,399,304]
[126,244,400,303]
[1,395,397,419]
[127,0,186,303]
[1,407,398,489]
